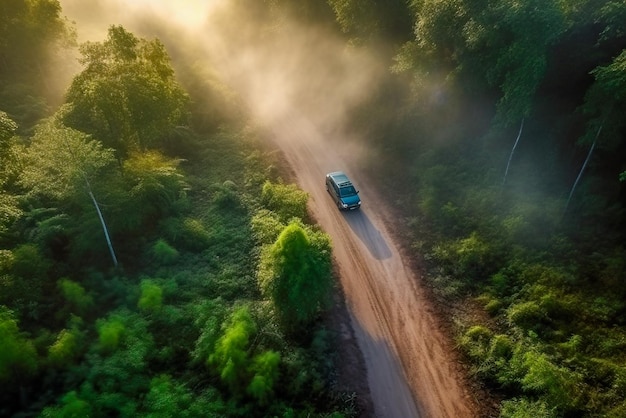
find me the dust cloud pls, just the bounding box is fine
[59,0,384,152]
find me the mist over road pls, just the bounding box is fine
[59,1,479,415]
[198,6,479,416]
[265,111,476,418]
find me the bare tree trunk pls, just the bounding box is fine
[564,124,602,214]
[503,118,524,186]
[84,177,118,267]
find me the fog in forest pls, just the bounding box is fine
[59,0,385,156]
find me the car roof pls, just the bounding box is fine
[327,171,353,187]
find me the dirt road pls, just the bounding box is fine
[56,1,480,416]
[266,113,479,418]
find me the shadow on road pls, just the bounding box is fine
[348,312,421,418]
[343,210,392,260]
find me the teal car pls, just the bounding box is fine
[325,171,361,210]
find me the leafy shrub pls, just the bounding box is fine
[138,280,163,313]
[459,325,493,360]
[209,306,256,394]
[143,374,193,415]
[160,217,211,252]
[97,318,126,352]
[40,391,92,418]
[485,298,503,316]
[7,244,51,306]
[212,180,241,207]
[0,307,38,382]
[520,350,584,412]
[151,239,179,265]
[251,209,285,244]
[48,328,83,367]
[500,397,557,418]
[258,222,333,332]
[58,279,94,315]
[247,350,281,405]
[80,311,154,415]
[192,298,228,366]
[490,334,514,360]
[507,301,545,331]
[260,181,308,222]
[432,232,495,283]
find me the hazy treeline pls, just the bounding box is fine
[3,0,626,417]
[329,0,626,416]
[0,1,355,417]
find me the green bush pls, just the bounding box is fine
[520,350,584,412]
[459,325,493,360]
[151,239,179,265]
[251,209,285,244]
[58,279,93,315]
[247,350,281,405]
[490,334,514,360]
[97,318,126,352]
[258,222,333,332]
[0,308,38,382]
[48,328,83,367]
[40,391,92,418]
[138,280,163,313]
[209,306,256,394]
[160,217,211,252]
[507,301,545,331]
[212,180,241,207]
[260,181,308,222]
[500,397,557,418]
[485,298,503,316]
[433,232,495,283]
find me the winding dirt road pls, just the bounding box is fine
[266,113,478,418]
[57,1,480,416]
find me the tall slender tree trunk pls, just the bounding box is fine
[503,118,524,186]
[84,176,118,267]
[564,124,602,214]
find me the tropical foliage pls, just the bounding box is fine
[2,0,626,416]
[342,0,626,416]
[0,2,352,417]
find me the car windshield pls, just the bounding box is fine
[339,186,357,197]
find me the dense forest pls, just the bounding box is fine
[330,0,626,417]
[0,1,356,417]
[1,0,626,417]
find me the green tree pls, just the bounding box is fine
[100,151,186,242]
[395,0,566,125]
[0,111,17,145]
[258,221,333,332]
[0,0,74,130]
[328,0,412,42]
[260,181,309,222]
[58,278,94,316]
[0,111,21,238]
[581,49,626,152]
[63,25,189,162]
[476,0,566,125]
[138,279,163,313]
[247,350,280,405]
[48,327,84,368]
[40,391,92,418]
[97,317,125,353]
[20,117,119,265]
[82,311,154,416]
[0,307,38,383]
[209,306,256,394]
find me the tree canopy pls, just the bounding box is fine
[63,25,189,162]
[258,221,333,332]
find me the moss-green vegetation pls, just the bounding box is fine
[341,1,626,416]
[0,6,353,417]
